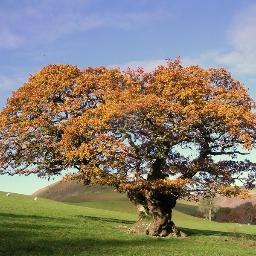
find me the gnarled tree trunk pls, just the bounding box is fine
[145,191,180,237]
[128,190,182,237]
[128,158,183,237]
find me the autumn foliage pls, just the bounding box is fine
[0,59,256,236]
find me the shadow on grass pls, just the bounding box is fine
[180,227,256,240]
[1,212,255,238]
[0,229,170,256]
[175,203,199,216]
[0,212,63,221]
[0,226,255,256]
[0,212,134,225]
[76,215,135,224]
[1,212,255,256]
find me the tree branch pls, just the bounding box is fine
[210,151,250,156]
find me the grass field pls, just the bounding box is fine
[1,191,256,256]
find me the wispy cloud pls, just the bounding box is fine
[214,4,256,76]
[0,28,24,48]
[185,4,256,76]
[113,54,221,72]
[0,0,169,49]
[0,74,23,92]
[116,3,256,78]
[0,72,26,107]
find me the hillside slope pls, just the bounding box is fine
[33,180,126,202]
[34,180,256,208]
[216,192,256,208]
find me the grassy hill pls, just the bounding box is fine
[33,180,199,216]
[33,180,256,221]
[34,180,256,208]
[33,180,126,202]
[1,191,256,256]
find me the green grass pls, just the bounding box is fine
[33,182,127,202]
[69,200,199,216]
[68,199,137,214]
[0,191,256,256]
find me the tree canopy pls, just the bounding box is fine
[1,59,256,236]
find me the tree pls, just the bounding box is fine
[198,195,216,221]
[198,182,218,221]
[215,202,256,224]
[1,59,256,237]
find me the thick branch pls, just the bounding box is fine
[210,151,250,156]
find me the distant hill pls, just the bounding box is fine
[33,180,126,202]
[33,180,256,208]
[215,191,256,208]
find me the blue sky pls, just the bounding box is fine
[1,0,256,194]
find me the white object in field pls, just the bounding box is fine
[137,204,145,213]
[6,193,11,197]
[34,197,38,201]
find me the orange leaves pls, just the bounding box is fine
[119,178,191,192]
[239,133,254,150]
[0,59,255,196]
[14,64,81,109]
[0,112,7,130]
[219,185,249,198]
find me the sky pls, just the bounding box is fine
[0,0,256,194]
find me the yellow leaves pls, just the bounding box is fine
[0,112,7,129]
[119,178,191,192]
[219,185,249,198]
[239,190,250,199]
[0,59,255,195]
[239,133,253,150]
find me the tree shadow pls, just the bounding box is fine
[1,212,255,238]
[0,230,168,256]
[175,203,199,216]
[180,227,256,240]
[0,212,64,221]
[0,212,135,224]
[1,226,255,256]
[1,212,255,256]
[76,215,135,224]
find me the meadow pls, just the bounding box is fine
[0,191,256,256]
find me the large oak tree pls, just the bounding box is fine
[1,59,256,237]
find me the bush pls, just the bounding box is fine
[215,203,256,224]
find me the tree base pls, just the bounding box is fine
[129,218,187,238]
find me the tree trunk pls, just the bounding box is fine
[127,190,183,237]
[128,157,184,237]
[145,191,180,237]
[208,205,212,221]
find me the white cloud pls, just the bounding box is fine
[118,4,256,78]
[112,59,166,71]
[0,73,25,95]
[0,72,27,108]
[0,28,24,48]
[229,5,256,52]
[0,0,169,49]
[191,4,256,76]
[113,53,223,72]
